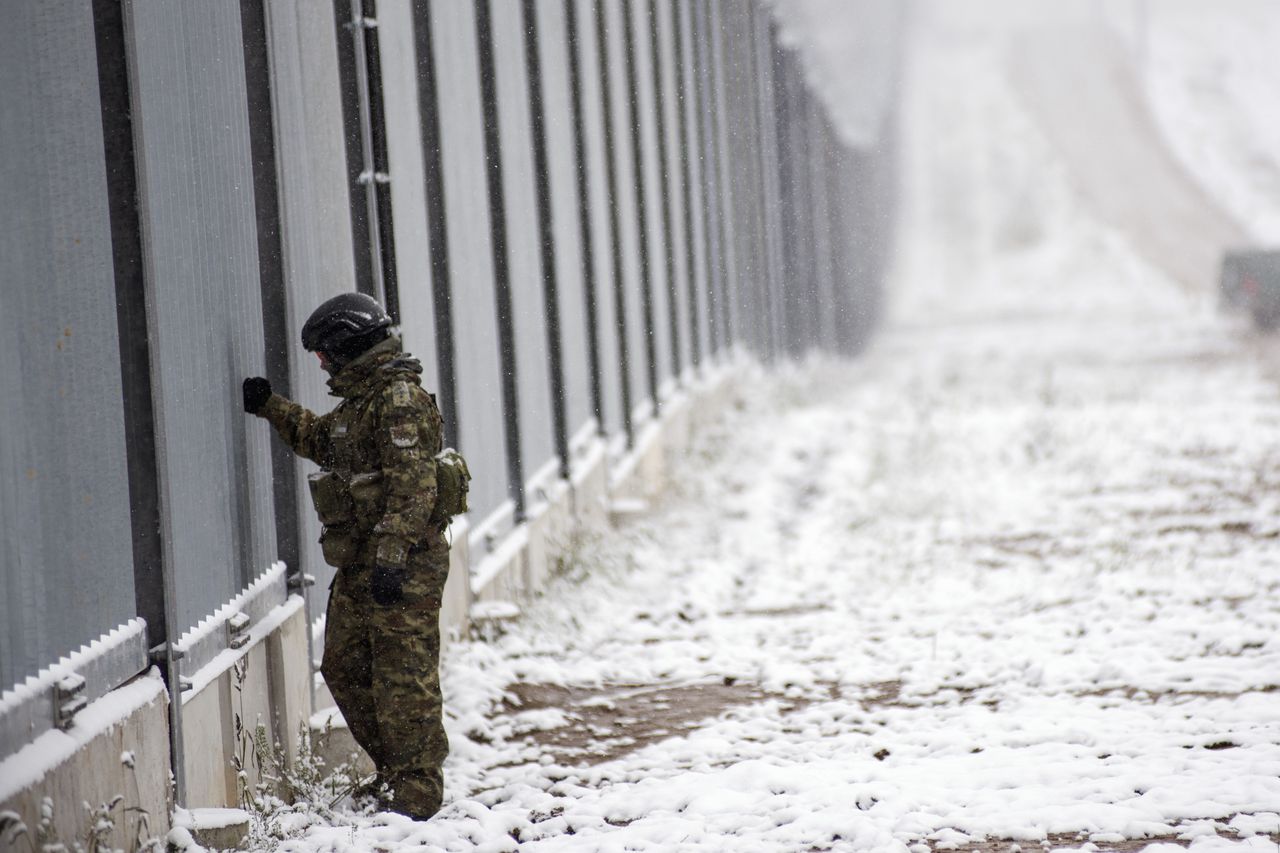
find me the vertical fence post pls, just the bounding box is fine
[705,0,735,353]
[411,0,461,447]
[564,0,606,437]
[771,39,796,358]
[522,0,572,481]
[240,0,301,598]
[670,0,702,371]
[240,0,318,737]
[361,0,401,323]
[475,0,526,520]
[648,0,682,382]
[734,5,761,358]
[690,0,720,358]
[746,1,778,362]
[333,0,375,297]
[807,98,836,353]
[595,0,635,446]
[99,0,181,804]
[621,0,660,415]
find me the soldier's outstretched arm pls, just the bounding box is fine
[370,380,439,568]
[243,376,333,464]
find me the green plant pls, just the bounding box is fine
[548,527,604,584]
[228,660,367,847]
[0,789,160,853]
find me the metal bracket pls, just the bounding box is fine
[53,674,87,730]
[287,573,316,590]
[227,611,251,650]
[344,16,378,32]
[149,642,185,665]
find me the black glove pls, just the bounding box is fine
[243,377,272,414]
[371,564,407,606]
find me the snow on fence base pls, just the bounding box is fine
[173,807,252,851]
[0,618,149,766]
[0,672,170,849]
[173,561,289,689]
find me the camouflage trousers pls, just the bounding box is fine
[321,534,450,820]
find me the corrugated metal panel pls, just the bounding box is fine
[808,103,839,352]
[125,0,279,635]
[721,2,767,354]
[753,4,787,360]
[678,0,713,364]
[629,0,674,388]
[572,0,625,440]
[602,0,649,420]
[491,0,557,486]
[430,0,510,524]
[653,0,693,377]
[706,0,739,352]
[0,2,137,692]
[534,0,595,444]
[686,0,716,361]
[377,1,441,393]
[265,0,359,609]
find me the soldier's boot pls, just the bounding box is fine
[383,768,443,820]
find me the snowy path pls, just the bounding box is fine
[267,5,1280,852]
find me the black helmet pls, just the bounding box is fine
[301,292,392,368]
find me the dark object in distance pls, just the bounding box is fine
[1220,249,1280,329]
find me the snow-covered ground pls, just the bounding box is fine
[251,5,1280,851]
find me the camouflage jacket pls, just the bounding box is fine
[258,336,444,567]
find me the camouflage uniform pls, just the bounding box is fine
[256,335,449,819]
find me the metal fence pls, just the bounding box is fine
[0,0,901,764]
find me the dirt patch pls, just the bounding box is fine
[1153,520,1280,539]
[496,680,819,765]
[1075,684,1277,703]
[487,677,1272,770]
[720,604,833,618]
[906,819,1280,853]
[953,532,1088,562]
[488,678,1014,767]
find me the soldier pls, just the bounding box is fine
[242,293,450,820]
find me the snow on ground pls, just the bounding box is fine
[259,5,1280,852]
